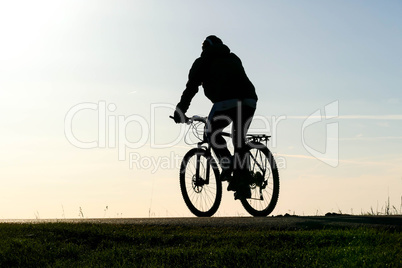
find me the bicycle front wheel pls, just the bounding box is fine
[240,142,280,217]
[180,148,222,217]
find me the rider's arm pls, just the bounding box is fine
[176,58,204,113]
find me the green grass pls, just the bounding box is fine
[0,222,400,267]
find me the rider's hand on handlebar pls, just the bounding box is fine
[173,108,187,124]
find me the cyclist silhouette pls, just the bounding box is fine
[174,35,258,199]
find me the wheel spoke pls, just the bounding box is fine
[240,143,279,217]
[180,149,222,217]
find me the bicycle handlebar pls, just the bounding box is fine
[169,115,207,124]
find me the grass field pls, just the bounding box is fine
[0,221,400,267]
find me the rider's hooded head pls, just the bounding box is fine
[202,35,223,51]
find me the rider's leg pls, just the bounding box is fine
[231,104,256,198]
[232,104,255,169]
[205,108,233,178]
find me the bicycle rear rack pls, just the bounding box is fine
[198,133,270,145]
[246,134,271,143]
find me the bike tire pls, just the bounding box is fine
[240,142,280,217]
[180,148,222,217]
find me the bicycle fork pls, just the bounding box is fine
[195,145,211,186]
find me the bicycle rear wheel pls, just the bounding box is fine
[180,148,222,217]
[240,142,280,217]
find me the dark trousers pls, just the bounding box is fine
[205,103,256,174]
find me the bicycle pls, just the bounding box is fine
[170,115,280,217]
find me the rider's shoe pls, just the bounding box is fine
[227,170,240,191]
[234,186,251,200]
[228,169,251,191]
[227,180,238,191]
[220,168,232,182]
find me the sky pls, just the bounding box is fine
[0,0,401,218]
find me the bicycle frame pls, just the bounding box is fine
[189,116,271,187]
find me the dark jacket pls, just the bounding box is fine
[177,44,258,113]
